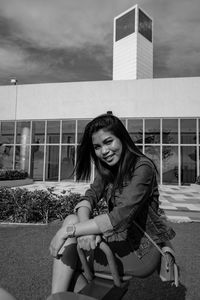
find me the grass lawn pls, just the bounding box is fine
[0,221,199,300]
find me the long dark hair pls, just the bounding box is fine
[75,114,149,188]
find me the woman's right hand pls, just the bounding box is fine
[77,235,101,251]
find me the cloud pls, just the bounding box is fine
[0,0,115,84]
[0,0,200,84]
[0,0,116,49]
[150,0,200,77]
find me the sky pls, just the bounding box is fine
[0,0,200,85]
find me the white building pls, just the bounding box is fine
[0,5,199,185]
[113,4,153,80]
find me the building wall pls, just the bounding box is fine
[0,77,200,121]
[113,34,137,80]
[137,34,153,79]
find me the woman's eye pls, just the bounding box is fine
[94,145,100,150]
[105,139,112,144]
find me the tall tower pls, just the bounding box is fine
[113,4,153,80]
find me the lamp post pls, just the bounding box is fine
[10,78,18,170]
[10,78,18,121]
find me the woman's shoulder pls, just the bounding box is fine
[135,155,155,169]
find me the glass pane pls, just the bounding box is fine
[181,119,196,144]
[16,121,31,144]
[181,146,196,184]
[0,145,13,169]
[163,146,178,184]
[199,119,200,142]
[145,119,160,144]
[60,146,75,180]
[47,121,60,144]
[162,119,178,144]
[139,9,152,42]
[45,145,59,181]
[128,119,143,143]
[30,145,44,180]
[77,120,91,143]
[0,122,15,144]
[145,146,160,182]
[14,145,30,171]
[32,121,45,144]
[116,9,135,41]
[62,120,76,144]
[199,147,200,179]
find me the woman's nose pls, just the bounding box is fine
[102,145,109,155]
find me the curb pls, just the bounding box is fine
[0,222,47,226]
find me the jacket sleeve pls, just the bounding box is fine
[94,160,155,237]
[74,174,105,213]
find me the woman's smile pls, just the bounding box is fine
[92,129,123,166]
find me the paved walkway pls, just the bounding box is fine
[18,181,200,223]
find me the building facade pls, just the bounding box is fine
[0,77,199,185]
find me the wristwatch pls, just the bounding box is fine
[66,224,76,238]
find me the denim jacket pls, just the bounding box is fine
[76,156,175,258]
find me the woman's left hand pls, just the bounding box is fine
[49,227,69,258]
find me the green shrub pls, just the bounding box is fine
[0,169,28,180]
[0,186,107,224]
[0,187,83,223]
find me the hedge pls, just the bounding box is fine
[0,186,107,224]
[0,169,28,180]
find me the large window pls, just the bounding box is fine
[181,146,196,184]
[163,146,178,184]
[0,145,14,169]
[1,121,15,144]
[128,119,143,144]
[45,145,59,181]
[15,145,29,172]
[62,120,76,144]
[47,121,60,144]
[199,119,200,142]
[32,121,45,144]
[181,119,196,144]
[16,121,30,144]
[30,145,44,180]
[138,9,152,42]
[77,120,90,143]
[116,9,135,41]
[162,119,178,144]
[0,117,199,185]
[145,146,160,181]
[60,146,75,180]
[145,119,160,144]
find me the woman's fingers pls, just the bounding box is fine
[77,235,98,251]
[49,228,68,258]
[95,235,102,246]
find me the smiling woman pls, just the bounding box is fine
[48,113,177,297]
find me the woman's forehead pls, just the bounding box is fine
[92,129,114,142]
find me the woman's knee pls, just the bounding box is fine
[62,214,79,227]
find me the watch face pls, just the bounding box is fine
[66,225,75,236]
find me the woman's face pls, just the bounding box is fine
[92,129,123,166]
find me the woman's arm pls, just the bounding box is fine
[49,218,102,257]
[92,161,155,239]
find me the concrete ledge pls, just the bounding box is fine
[0,178,34,188]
